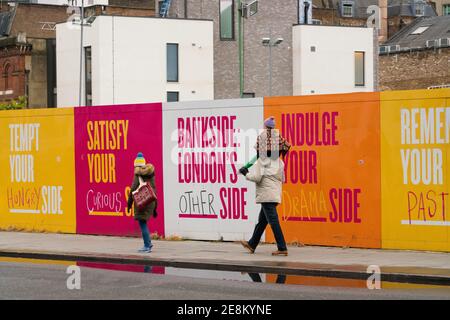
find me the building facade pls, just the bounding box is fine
[56,15,214,107]
[0,2,155,109]
[160,0,376,99]
[379,15,450,90]
[293,25,375,95]
[163,0,300,99]
[429,0,450,15]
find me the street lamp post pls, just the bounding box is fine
[79,0,85,107]
[262,37,283,96]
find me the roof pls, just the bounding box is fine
[384,15,450,50]
[313,0,437,18]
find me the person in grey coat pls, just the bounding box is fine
[239,117,289,256]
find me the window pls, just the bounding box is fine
[342,3,354,17]
[354,51,365,87]
[167,91,179,102]
[415,2,425,16]
[85,46,92,106]
[4,63,11,91]
[167,43,179,82]
[444,4,450,16]
[220,0,234,40]
[410,26,430,35]
[242,92,255,98]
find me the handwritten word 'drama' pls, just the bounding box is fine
[400,108,450,185]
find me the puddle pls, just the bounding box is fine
[79,261,450,289]
[1,257,449,290]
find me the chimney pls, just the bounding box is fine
[379,0,388,43]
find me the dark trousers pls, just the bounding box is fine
[248,203,287,251]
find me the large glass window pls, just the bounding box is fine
[220,0,234,40]
[355,51,365,87]
[85,46,92,106]
[167,43,179,82]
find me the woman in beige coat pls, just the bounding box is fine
[239,117,289,256]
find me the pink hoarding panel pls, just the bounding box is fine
[75,103,164,237]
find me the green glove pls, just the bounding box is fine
[243,155,258,169]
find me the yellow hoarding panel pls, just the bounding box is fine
[0,108,76,233]
[381,89,450,252]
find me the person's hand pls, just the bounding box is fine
[239,167,249,176]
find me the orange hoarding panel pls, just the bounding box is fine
[381,89,450,252]
[264,93,381,248]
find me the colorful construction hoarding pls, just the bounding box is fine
[74,103,164,237]
[381,89,450,252]
[0,108,76,233]
[163,99,264,240]
[0,89,449,253]
[264,93,381,248]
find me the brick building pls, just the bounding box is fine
[379,15,450,90]
[0,2,155,108]
[428,0,450,15]
[312,0,437,40]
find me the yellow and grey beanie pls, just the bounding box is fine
[134,152,146,167]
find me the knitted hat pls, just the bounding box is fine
[134,152,146,167]
[264,116,275,129]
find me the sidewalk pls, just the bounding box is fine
[0,231,449,285]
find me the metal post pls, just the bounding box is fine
[269,44,272,96]
[79,0,84,107]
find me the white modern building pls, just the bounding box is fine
[56,15,214,107]
[24,0,109,6]
[293,25,375,95]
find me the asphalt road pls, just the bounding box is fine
[1,261,450,300]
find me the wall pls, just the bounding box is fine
[430,0,450,15]
[293,25,375,95]
[56,16,214,107]
[379,48,450,91]
[28,39,48,108]
[33,0,109,5]
[0,47,28,101]
[0,89,449,252]
[10,4,71,39]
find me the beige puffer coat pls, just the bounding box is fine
[245,157,285,204]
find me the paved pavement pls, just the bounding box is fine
[0,232,449,284]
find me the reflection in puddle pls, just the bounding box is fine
[1,257,448,290]
[74,261,448,290]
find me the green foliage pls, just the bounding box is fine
[0,96,27,111]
